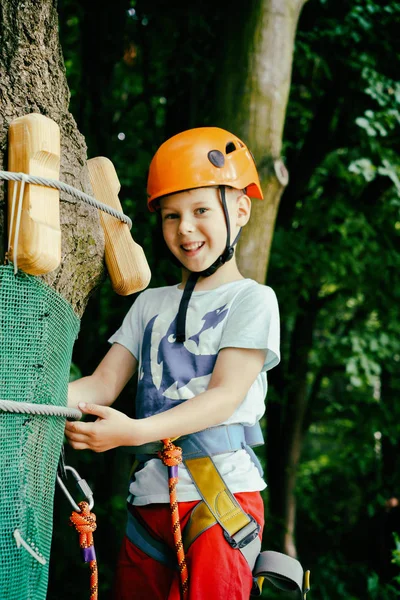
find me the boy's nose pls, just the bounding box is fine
[178,218,195,235]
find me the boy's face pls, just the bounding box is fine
[159,187,246,274]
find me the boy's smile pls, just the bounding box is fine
[180,241,205,256]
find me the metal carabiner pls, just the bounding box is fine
[56,465,94,512]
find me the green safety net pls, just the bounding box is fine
[0,264,80,600]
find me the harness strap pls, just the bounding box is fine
[251,551,311,599]
[126,508,176,568]
[133,422,264,476]
[134,423,251,456]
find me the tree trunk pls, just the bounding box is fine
[0,0,104,314]
[212,0,309,556]
[215,0,308,282]
[0,3,105,596]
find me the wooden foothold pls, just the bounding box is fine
[87,157,151,295]
[7,113,61,275]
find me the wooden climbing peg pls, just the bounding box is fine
[87,157,151,295]
[7,113,61,275]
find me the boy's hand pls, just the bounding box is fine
[65,403,139,452]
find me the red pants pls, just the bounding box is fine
[114,492,264,600]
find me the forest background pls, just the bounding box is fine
[3,0,400,598]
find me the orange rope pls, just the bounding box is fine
[70,501,98,600]
[159,439,189,599]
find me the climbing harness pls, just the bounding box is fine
[128,424,310,598]
[57,466,98,600]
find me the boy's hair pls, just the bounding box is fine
[153,186,247,213]
[147,127,263,212]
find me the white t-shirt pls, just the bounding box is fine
[109,278,280,505]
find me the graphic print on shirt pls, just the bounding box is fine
[136,305,228,418]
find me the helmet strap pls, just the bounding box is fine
[176,272,200,343]
[175,185,241,343]
[199,185,241,277]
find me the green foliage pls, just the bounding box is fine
[269,0,400,597]
[366,535,400,599]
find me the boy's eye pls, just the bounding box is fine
[163,213,178,220]
[195,207,208,215]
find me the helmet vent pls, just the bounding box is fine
[208,150,225,168]
[225,142,236,154]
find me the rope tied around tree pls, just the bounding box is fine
[158,439,189,600]
[0,170,132,228]
[69,501,98,600]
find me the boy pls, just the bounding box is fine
[66,127,280,600]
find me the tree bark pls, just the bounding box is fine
[0,0,104,315]
[215,0,308,282]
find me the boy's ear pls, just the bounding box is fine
[236,194,251,226]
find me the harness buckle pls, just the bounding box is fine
[223,515,260,549]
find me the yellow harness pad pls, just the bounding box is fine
[183,456,252,549]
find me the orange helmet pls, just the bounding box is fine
[147,127,263,211]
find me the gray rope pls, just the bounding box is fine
[0,170,132,229]
[0,400,82,420]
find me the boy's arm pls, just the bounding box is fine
[68,343,138,409]
[140,346,266,440]
[65,346,265,452]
